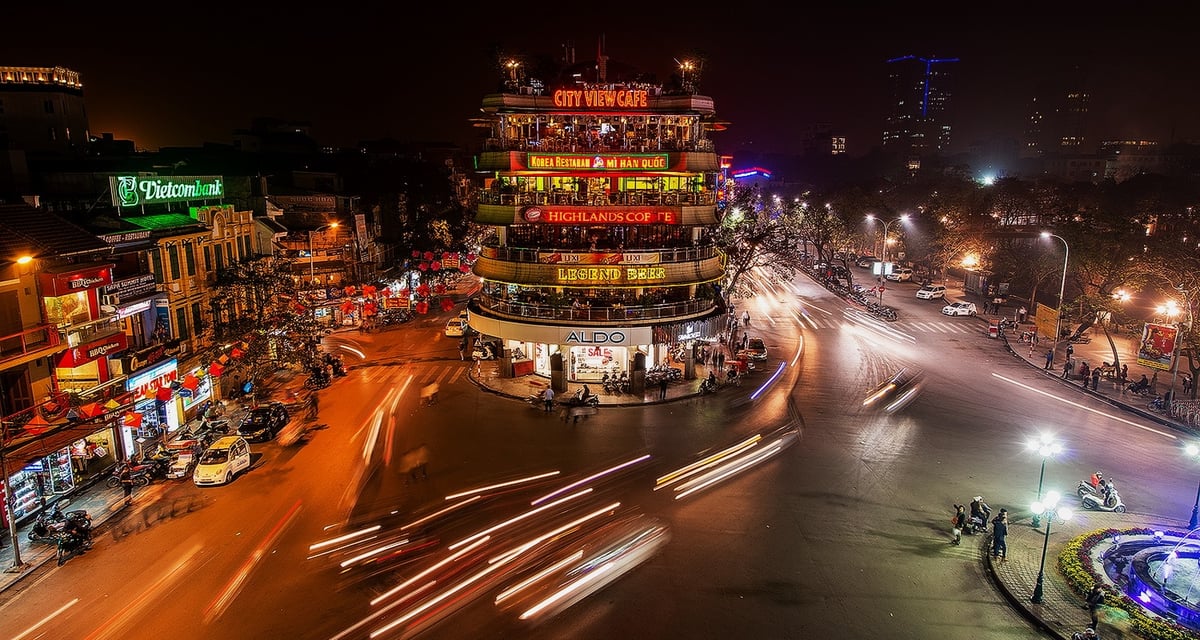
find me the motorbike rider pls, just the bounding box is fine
[63,512,91,545]
[1089,471,1104,491]
[970,496,992,530]
[706,370,718,388]
[1129,374,1150,394]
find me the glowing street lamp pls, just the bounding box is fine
[1027,434,1063,528]
[1040,232,1069,347]
[308,222,340,285]
[1030,491,1071,604]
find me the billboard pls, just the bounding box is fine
[110,176,224,207]
[1137,322,1178,371]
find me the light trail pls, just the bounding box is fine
[530,455,651,506]
[370,537,490,605]
[444,471,561,501]
[449,488,593,551]
[991,372,1177,440]
[203,500,303,624]
[12,598,77,640]
[402,495,483,531]
[85,543,204,640]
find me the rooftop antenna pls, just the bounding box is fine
[597,33,608,83]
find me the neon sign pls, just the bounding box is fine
[110,176,224,207]
[552,89,649,109]
[521,206,676,225]
[556,266,667,284]
[527,154,667,170]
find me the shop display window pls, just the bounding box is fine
[570,346,626,382]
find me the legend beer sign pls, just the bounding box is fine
[110,175,224,207]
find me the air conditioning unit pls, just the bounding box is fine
[101,294,119,306]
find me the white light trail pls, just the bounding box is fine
[991,372,1177,440]
[530,455,651,506]
[445,471,561,501]
[450,488,593,551]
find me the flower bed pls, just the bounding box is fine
[1057,527,1199,640]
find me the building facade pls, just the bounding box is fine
[882,55,958,159]
[468,57,727,390]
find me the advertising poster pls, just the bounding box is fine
[1137,322,1177,370]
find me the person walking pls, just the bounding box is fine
[991,509,1009,559]
[307,391,320,419]
[951,504,967,545]
[458,338,468,361]
[542,386,554,412]
[1091,365,1102,391]
[1078,361,1090,387]
[1045,348,1054,370]
[741,309,750,326]
[119,463,134,506]
[1066,342,1075,360]
[658,377,668,400]
[716,350,725,372]
[1063,359,1072,380]
[1085,584,1105,629]
[1018,306,1028,323]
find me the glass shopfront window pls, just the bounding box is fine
[4,450,75,520]
[568,345,627,382]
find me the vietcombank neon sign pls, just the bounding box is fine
[110,176,224,207]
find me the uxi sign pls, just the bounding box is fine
[110,176,224,207]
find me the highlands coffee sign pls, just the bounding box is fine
[110,176,224,207]
[520,206,677,225]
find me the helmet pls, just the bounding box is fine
[973,496,982,502]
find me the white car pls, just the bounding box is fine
[886,268,913,282]
[444,318,466,337]
[915,284,947,300]
[941,301,978,316]
[193,435,252,486]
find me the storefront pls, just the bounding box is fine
[39,264,114,328]
[121,358,179,458]
[54,332,128,393]
[2,423,118,523]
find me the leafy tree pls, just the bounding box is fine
[711,184,807,304]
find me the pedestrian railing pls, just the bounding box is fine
[1170,399,1200,427]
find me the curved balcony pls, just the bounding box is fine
[476,190,717,208]
[473,293,720,326]
[478,243,721,264]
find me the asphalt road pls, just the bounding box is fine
[0,270,1193,640]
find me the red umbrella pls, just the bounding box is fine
[434,283,447,295]
[416,301,429,315]
[23,413,51,435]
[78,402,105,418]
[440,298,455,312]
[423,251,434,261]
[122,411,143,428]
[431,260,442,271]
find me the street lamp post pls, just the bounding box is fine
[1040,232,1069,349]
[308,222,340,285]
[1158,298,1191,405]
[1185,444,1200,529]
[1027,434,1063,528]
[1030,491,1070,604]
[866,214,909,302]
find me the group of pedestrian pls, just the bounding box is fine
[948,499,1008,560]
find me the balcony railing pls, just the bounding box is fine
[0,323,62,366]
[62,315,122,347]
[476,293,717,324]
[479,243,719,264]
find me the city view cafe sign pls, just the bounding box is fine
[110,175,224,208]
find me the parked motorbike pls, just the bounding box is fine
[1081,483,1126,513]
[104,462,153,489]
[56,530,93,566]
[698,376,720,395]
[304,373,331,390]
[561,388,600,408]
[28,504,91,543]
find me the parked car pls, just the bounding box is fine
[941,301,978,316]
[193,436,252,486]
[915,284,947,300]
[738,337,768,361]
[886,267,914,282]
[856,256,880,268]
[444,318,466,337]
[237,403,289,442]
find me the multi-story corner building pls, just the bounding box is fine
[467,55,727,390]
[0,66,89,156]
[882,55,959,160]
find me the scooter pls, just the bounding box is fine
[1081,485,1126,513]
[699,377,720,394]
[562,388,599,408]
[1077,479,1105,500]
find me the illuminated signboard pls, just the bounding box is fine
[556,266,667,285]
[552,89,649,109]
[110,176,224,207]
[521,206,676,225]
[539,251,660,265]
[526,154,668,170]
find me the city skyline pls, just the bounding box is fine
[3,8,1195,159]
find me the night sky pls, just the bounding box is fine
[3,7,1195,159]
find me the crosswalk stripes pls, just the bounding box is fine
[801,314,985,334]
[358,362,470,386]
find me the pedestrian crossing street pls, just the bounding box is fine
[355,361,473,388]
[797,315,987,335]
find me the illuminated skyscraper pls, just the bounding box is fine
[882,55,958,159]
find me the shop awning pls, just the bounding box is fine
[5,426,93,465]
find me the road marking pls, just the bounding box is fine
[12,598,77,640]
[991,372,1178,440]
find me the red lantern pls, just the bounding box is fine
[467,252,477,261]
[398,289,410,298]
[363,285,377,297]
[412,250,421,258]
[341,300,356,315]
[431,260,442,270]
[416,283,431,297]
[423,251,435,261]
[440,298,455,312]
[418,262,429,272]
[434,283,447,295]
[363,301,378,316]
[382,287,391,297]
[459,264,471,273]
[344,285,356,296]
[416,301,429,314]
[442,251,452,260]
